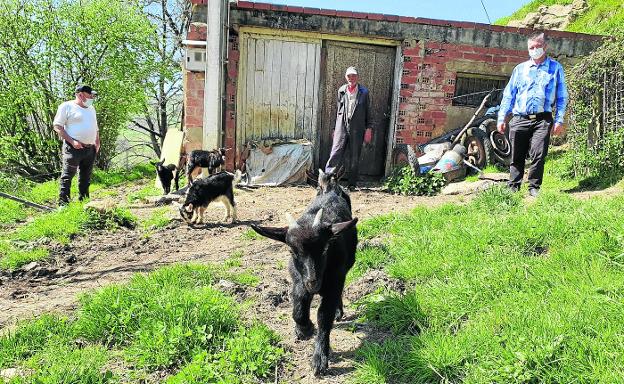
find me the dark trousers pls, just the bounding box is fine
[508,115,553,191]
[325,122,364,186]
[59,141,96,205]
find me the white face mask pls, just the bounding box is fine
[529,47,544,60]
[84,98,94,107]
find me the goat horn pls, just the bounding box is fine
[313,208,323,228]
[285,213,298,228]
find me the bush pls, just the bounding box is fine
[385,167,446,196]
[567,31,624,181]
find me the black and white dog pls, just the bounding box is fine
[186,148,227,185]
[179,170,241,224]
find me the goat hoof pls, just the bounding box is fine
[312,351,329,377]
[335,307,344,321]
[295,323,314,340]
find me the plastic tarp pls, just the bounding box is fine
[243,142,312,186]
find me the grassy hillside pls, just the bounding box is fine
[496,0,624,35]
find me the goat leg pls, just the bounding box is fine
[312,295,339,376]
[291,282,314,340]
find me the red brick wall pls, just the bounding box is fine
[183,70,205,154]
[395,40,527,147]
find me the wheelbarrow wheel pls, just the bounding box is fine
[463,128,492,171]
[481,118,511,167]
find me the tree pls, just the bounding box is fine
[123,0,190,161]
[0,0,156,179]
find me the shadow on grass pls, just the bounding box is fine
[564,173,623,193]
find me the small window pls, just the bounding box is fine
[452,73,508,107]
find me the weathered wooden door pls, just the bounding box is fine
[236,33,321,150]
[318,41,396,179]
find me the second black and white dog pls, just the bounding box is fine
[179,170,241,224]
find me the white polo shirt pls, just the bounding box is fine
[53,101,98,145]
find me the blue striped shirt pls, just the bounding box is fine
[498,56,568,125]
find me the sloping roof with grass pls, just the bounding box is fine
[496,0,623,35]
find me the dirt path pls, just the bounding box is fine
[1,179,621,382]
[0,184,463,383]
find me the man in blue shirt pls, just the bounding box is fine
[497,32,568,197]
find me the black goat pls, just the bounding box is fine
[186,148,226,185]
[155,160,180,195]
[251,188,357,376]
[179,171,239,224]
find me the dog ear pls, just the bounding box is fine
[331,217,358,236]
[250,224,288,243]
[184,203,194,212]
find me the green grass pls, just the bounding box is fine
[496,0,623,35]
[127,185,162,203]
[350,185,624,383]
[464,165,502,182]
[10,203,88,244]
[0,264,283,383]
[166,324,283,384]
[240,228,260,241]
[0,200,31,225]
[0,163,153,225]
[140,206,171,231]
[0,242,49,271]
[0,203,137,271]
[225,250,244,269]
[0,164,151,270]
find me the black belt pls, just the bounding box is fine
[516,112,552,121]
[65,140,94,148]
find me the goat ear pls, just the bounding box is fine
[184,203,193,212]
[250,224,288,243]
[331,217,358,236]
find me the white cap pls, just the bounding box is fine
[345,66,358,76]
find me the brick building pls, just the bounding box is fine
[183,0,603,179]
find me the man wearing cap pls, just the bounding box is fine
[325,66,372,190]
[497,32,568,197]
[53,85,100,205]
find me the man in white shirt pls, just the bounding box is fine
[53,85,100,205]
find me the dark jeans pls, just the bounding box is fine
[508,115,553,191]
[325,123,365,187]
[59,141,96,205]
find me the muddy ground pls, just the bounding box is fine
[0,179,620,383]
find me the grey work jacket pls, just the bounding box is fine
[335,83,370,134]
